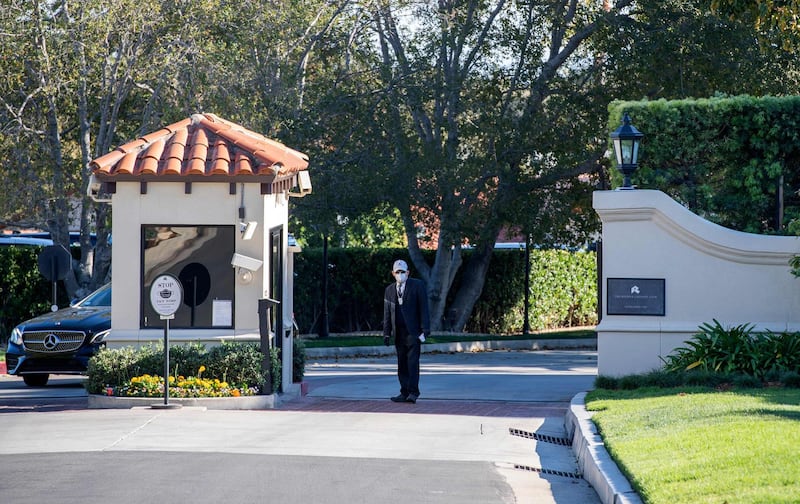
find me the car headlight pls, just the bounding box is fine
[90,328,110,344]
[10,327,23,345]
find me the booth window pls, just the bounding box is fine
[141,225,235,328]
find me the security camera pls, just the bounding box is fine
[240,221,258,240]
[87,174,111,203]
[289,171,313,198]
[298,171,312,193]
[231,253,263,272]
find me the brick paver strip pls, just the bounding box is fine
[278,397,567,418]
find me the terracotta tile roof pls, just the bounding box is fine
[90,113,309,184]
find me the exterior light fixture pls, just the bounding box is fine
[231,253,262,284]
[610,111,644,189]
[239,221,257,240]
[237,269,253,284]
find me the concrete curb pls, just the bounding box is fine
[88,394,278,410]
[305,337,597,359]
[566,392,643,504]
[87,383,303,410]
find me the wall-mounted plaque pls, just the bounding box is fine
[607,278,665,316]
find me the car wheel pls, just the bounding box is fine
[23,374,49,387]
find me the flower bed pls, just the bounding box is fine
[115,368,259,398]
[86,342,271,396]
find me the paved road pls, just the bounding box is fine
[0,349,601,504]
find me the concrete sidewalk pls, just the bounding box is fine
[294,348,641,504]
[0,348,639,504]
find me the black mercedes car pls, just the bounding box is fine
[6,283,111,386]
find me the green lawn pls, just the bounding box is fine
[585,387,800,504]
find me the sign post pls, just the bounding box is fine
[37,245,72,312]
[149,274,183,409]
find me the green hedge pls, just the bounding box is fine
[0,245,66,343]
[473,248,598,334]
[609,95,800,234]
[293,247,597,334]
[1,245,597,340]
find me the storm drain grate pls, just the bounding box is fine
[513,464,581,479]
[509,427,572,446]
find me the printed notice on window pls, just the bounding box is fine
[212,299,232,327]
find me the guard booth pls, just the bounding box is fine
[88,113,312,393]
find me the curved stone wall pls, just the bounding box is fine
[593,189,800,376]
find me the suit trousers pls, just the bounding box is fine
[395,327,421,398]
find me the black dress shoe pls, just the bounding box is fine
[406,395,418,404]
[390,394,407,402]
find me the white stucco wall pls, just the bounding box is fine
[108,181,292,349]
[594,189,800,376]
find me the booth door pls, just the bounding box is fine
[269,226,283,346]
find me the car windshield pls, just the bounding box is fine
[75,284,111,307]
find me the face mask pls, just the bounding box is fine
[394,272,408,284]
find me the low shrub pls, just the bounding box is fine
[168,342,206,380]
[782,371,800,388]
[594,369,795,391]
[661,320,800,379]
[293,338,306,383]
[269,346,281,392]
[732,374,763,389]
[206,342,268,389]
[593,375,619,390]
[86,342,269,395]
[85,345,161,394]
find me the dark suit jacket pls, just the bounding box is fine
[383,277,430,346]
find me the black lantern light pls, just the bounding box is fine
[610,111,644,189]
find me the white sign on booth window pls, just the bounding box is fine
[212,299,232,327]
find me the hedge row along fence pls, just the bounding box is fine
[0,246,597,341]
[0,246,64,343]
[609,95,800,235]
[293,247,597,335]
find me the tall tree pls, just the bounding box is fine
[297,0,796,332]
[0,0,212,297]
[596,0,799,99]
[1,1,86,295]
[710,0,800,48]
[313,0,636,331]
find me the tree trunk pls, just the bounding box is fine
[76,39,96,293]
[447,242,494,332]
[44,99,77,299]
[426,245,462,332]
